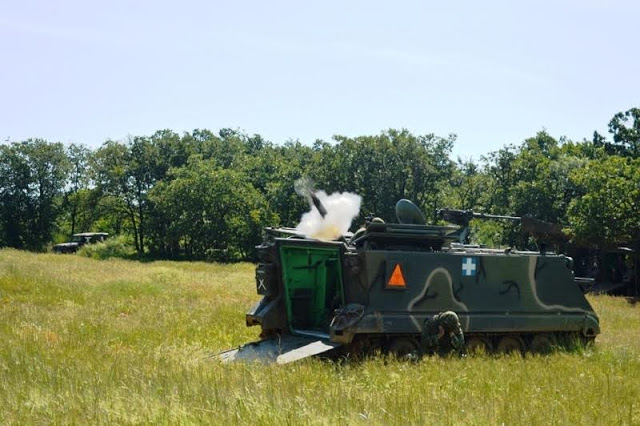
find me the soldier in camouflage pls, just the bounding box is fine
[420,311,465,356]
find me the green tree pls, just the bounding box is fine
[0,143,31,247]
[197,128,247,168]
[91,136,167,254]
[312,129,454,222]
[509,132,568,222]
[149,129,194,175]
[240,141,313,228]
[62,143,91,235]
[447,158,487,210]
[567,156,640,247]
[480,145,517,214]
[149,156,275,261]
[91,141,144,253]
[592,108,640,158]
[606,107,640,158]
[479,131,584,248]
[0,139,70,250]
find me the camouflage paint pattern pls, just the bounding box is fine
[334,247,599,343]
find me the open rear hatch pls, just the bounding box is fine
[220,239,346,364]
[218,335,340,364]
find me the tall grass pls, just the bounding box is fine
[1,248,638,424]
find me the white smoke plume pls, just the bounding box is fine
[294,179,362,241]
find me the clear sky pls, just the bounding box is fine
[1,0,639,159]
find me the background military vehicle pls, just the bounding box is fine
[569,246,638,296]
[221,200,599,363]
[53,232,109,254]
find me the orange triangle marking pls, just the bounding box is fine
[388,264,406,287]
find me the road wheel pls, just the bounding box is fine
[581,335,596,347]
[497,336,523,355]
[465,337,492,355]
[530,334,554,354]
[388,337,419,359]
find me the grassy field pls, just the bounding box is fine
[1,249,639,425]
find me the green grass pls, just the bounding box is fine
[1,248,639,425]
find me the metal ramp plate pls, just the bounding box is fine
[218,335,340,364]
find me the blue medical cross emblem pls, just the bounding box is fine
[462,257,478,276]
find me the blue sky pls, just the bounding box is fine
[1,0,639,159]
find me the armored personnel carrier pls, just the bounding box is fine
[220,200,599,364]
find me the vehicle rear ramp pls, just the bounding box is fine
[218,334,340,365]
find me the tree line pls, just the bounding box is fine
[1,108,638,261]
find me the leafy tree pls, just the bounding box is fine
[3,115,639,259]
[479,131,585,248]
[149,129,193,176]
[0,139,70,250]
[560,138,607,161]
[0,143,31,247]
[592,108,640,158]
[480,145,517,214]
[447,158,487,210]
[198,128,247,168]
[127,135,162,253]
[91,140,144,253]
[312,129,454,223]
[149,156,275,261]
[607,108,640,158]
[242,141,312,227]
[567,156,640,247]
[509,132,567,223]
[62,143,91,235]
[92,136,167,254]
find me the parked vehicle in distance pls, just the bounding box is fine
[569,246,638,296]
[53,232,109,254]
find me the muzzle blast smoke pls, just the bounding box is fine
[294,177,361,241]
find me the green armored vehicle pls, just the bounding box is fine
[221,199,599,363]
